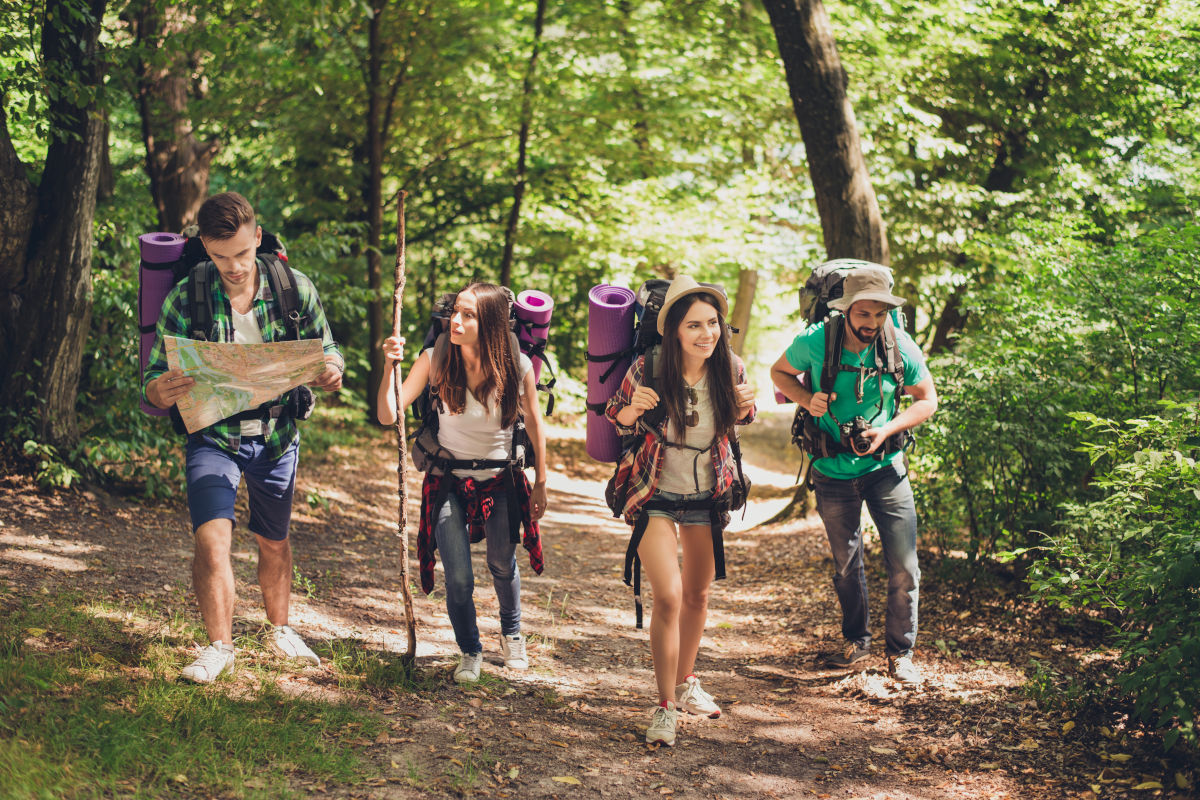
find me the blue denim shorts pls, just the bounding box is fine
[185,434,299,541]
[644,489,713,527]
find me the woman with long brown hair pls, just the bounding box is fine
[378,283,547,683]
[606,275,756,745]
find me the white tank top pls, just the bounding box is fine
[427,349,533,480]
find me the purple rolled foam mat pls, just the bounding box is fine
[514,289,554,382]
[138,232,187,416]
[586,284,636,463]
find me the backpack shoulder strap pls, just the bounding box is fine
[820,315,844,394]
[188,262,214,341]
[880,316,904,382]
[260,254,304,340]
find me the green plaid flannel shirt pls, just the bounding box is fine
[142,259,343,460]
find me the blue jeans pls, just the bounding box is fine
[434,490,521,655]
[813,461,919,656]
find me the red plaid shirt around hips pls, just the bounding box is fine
[417,470,543,595]
[604,354,756,525]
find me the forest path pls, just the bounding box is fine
[0,409,1117,799]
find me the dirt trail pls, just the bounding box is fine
[0,411,1165,799]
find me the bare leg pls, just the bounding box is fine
[255,534,292,627]
[638,517,682,705]
[676,524,715,682]
[193,519,235,643]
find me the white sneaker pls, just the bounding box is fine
[675,675,721,718]
[888,653,923,684]
[181,641,235,684]
[646,702,679,746]
[500,633,529,669]
[454,651,483,684]
[268,625,320,666]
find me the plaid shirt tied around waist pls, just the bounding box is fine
[417,470,543,595]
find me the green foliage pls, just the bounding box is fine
[1027,404,1200,750]
[912,219,1200,567]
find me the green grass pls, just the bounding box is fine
[0,593,384,800]
[324,637,437,694]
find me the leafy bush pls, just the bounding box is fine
[911,221,1200,566]
[1027,403,1200,750]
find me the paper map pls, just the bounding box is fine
[165,336,326,433]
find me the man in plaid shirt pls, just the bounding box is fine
[143,192,343,683]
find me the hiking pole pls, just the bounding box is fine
[392,190,418,666]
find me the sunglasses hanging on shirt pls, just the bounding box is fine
[685,385,698,428]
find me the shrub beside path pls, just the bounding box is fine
[0,410,1192,798]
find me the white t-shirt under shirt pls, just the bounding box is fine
[657,373,718,494]
[426,348,533,480]
[231,305,264,438]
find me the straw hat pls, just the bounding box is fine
[657,275,729,335]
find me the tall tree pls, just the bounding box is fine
[760,0,888,264]
[0,0,109,450]
[127,0,218,232]
[760,0,889,520]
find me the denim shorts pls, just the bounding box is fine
[185,434,299,541]
[644,489,713,527]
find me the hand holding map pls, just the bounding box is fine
[165,336,327,433]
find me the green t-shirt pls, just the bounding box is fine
[784,320,929,479]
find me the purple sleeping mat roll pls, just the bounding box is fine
[586,284,636,463]
[514,289,554,382]
[138,232,186,416]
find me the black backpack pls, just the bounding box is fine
[789,260,912,465]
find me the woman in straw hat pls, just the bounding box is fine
[605,275,756,746]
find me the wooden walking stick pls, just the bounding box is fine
[392,190,418,666]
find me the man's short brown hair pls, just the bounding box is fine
[197,192,256,239]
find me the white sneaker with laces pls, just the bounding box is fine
[500,633,529,670]
[181,641,235,684]
[675,675,721,718]
[646,702,679,746]
[454,651,483,684]
[268,625,320,666]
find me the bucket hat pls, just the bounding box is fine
[827,266,905,312]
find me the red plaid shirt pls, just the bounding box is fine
[417,471,543,595]
[604,354,755,525]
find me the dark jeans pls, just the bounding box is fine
[433,491,521,655]
[813,460,919,656]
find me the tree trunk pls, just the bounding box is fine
[761,0,891,520]
[0,0,109,450]
[129,1,218,232]
[729,268,758,356]
[365,1,388,421]
[499,0,548,287]
[760,0,888,265]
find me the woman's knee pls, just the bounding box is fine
[681,585,710,611]
[486,557,517,582]
[652,587,683,618]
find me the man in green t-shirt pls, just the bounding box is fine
[770,269,938,683]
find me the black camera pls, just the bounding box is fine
[839,415,872,455]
